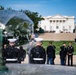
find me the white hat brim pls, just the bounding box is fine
[34,38,43,42]
[8,38,17,42]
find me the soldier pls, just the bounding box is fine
[4,38,19,63]
[59,42,67,65]
[67,42,74,66]
[30,38,46,64]
[46,42,56,65]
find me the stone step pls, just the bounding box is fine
[6,64,76,75]
[38,33,76,41]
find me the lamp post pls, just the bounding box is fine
[0,24,8,71]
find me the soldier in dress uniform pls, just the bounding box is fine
[4,38,19,63]
[67,42,74,66]
[30,38,46,64]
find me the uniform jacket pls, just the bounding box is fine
[30,45,46,62]
[4,46,19,59]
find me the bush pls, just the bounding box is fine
[38,27,44,33]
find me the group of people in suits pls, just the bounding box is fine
[60,42,74,66]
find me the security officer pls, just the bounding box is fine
[4,38,19,63]
[30,38,46,64]
[46,41,56,65]
[59,42,67,65]
[67,42,74,66]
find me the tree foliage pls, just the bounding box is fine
[20,10,44,32]
[0,5,44,33]
[6,17,29,45]
[6,17,28,36]
[0,5,44,44]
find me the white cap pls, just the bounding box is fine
[34,38,43,42]
[8,38,17,42]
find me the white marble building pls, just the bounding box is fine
[38,14,75,33]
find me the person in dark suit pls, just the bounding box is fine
[30,38,46,64]
[67,42,74,66]
[59,42,67,65]
[46,42,56,65]
[4,38,19,63]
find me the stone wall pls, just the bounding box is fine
[38,33,76,41]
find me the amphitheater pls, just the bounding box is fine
[38,33,76,41]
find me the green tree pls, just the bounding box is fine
[20,10,44,33]
[6,17,30,45]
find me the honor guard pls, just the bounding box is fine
[4,38,19,63]
[30,38,46,64]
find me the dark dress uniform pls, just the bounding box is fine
[67,46,74,66]
[46,45,56,65]
[30,45,46,64]
[4,46,19,63]
[59,46,67,65]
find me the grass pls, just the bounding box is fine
[42,41,76,55]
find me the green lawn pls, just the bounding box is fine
[42,41,76,55]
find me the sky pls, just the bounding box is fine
[0,0,76,21]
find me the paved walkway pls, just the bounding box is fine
[2,41,76,75]
[21,43,76,66]
[23,54,76,66]
[4,42,76,75]
[6,64,76,75]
